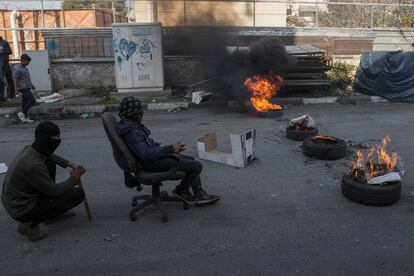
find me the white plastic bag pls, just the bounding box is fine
[289,115,316,128]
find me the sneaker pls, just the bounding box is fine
[17,112,25,122]
[172,188,197,204]
[23,117,34,123]
[196,191,221,206]
[17,222,47,242]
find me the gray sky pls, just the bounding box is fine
[0,1,63,10]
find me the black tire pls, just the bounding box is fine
[286,127,318,141]
[256,109,283,118]
[303,136,346,160]
[341,175,401,206]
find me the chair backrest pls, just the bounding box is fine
[102,112,138,173]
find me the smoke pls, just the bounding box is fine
[161,7,295,107]
[211,37,295,106]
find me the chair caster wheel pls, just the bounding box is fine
[131,200,137,207]
[161,216,168,223]
[129,214,137,221]
[183,203,189,210]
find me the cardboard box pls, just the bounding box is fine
[197,130,256,168]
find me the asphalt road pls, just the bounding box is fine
[1,103,414,275]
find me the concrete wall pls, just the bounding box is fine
[48,27,413,89]
[52,59,115,90]
[51,57,212,90]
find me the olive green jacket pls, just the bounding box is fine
[1,146,77,218]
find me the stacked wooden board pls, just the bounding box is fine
[283,44,332,92]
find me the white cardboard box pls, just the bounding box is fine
[0,163,8,175]
[197,130,256,168]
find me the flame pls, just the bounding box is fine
[351,135,398,179]
[313,135,337,142]
[244,74,283,112]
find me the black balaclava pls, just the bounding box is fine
[119,96,143,123]
[32,121,61,156]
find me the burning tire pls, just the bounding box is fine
[286,127,318,141]
[341,175,401,206]
[303,136,346,160]
[257,109,283,118]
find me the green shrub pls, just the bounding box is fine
[327,61,359,91]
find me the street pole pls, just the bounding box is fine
[112,0,116,23]
[127,0,131,22]
[40,0,45,28]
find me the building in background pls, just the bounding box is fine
[0,8,127,57]
[134,0,287,27]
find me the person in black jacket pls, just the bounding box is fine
[0,36,15,99]
[2,121,86,241]
[116,96,220,205]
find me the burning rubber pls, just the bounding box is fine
[341,175,401,206]
[341,135,403,206]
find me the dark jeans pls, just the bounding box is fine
[0,73,4,101]
[145,154,203,196]
[20,88,36,117]
[15,161,85,224]
[4,64,15,98]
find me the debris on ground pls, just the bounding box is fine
[103,234,118,242]
[37,92,65,104]
[289,115,316,130]
[347,140,370,149]
[191,90,213,104]
[80,113,95,119]
[274,137,283,143]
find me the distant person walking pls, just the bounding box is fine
[13,54,36,123]
[0,36,15,99]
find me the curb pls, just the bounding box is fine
[0,96,391,118]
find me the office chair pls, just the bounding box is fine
[102,112,188,223]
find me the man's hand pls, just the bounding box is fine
[68,161,77,169]
[70,166,86,180]
[173,141,186,153]
[68,161,83,169]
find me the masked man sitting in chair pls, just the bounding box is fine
[117,96,220,206]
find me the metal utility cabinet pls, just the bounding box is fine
[112,22,164,93]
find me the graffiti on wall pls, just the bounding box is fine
[45,39,60,57]
[114,37,156,72]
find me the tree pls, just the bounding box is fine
[395,0,414,46]
[318,0,406,28]
[62,0,127,15]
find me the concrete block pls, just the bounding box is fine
[147,102,189,111]
[303,97,338,104]
[337,95,371,105]
[371,96,389,103]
